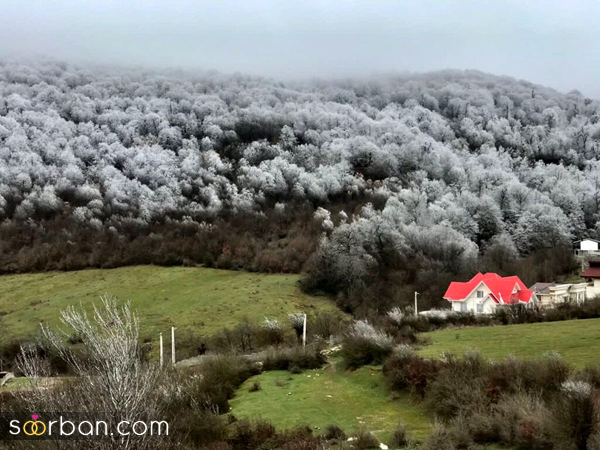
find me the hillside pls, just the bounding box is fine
[1,60,599,312]
[0,265,340,341]
[418,317,600,367]
[230,363,431,443]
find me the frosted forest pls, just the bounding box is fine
[1,60,598,312]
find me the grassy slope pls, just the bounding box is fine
[0,266,340,341]
[229,363,431,442]
[418,318,600,367]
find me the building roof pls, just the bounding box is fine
[582,264,600,279]
[444,272,535,305]
[574,239,600,244]
[529,282,554,295]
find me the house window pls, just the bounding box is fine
[461,303,467,312]
[477,304,483,313]
[476,290,484,298]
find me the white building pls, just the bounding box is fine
[574,239,600,256]
[529,282,588,307]
[582,260,600,299]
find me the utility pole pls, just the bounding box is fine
[159,332,163,368]
[171,327,176,366]
[414,291,419,316]
[302,314,307,348]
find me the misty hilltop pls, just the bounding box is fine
[0,60,599,308]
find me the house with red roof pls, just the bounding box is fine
[443,273,536,314]
[581,260,600,299]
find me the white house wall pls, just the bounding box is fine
[581,240,599,251]
[450,281,497,314]
[536,293,552,307]
[587,279,600,300]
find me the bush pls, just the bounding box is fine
[340,320,394,369]
[550,380,599,450]
[259,318,286,347]
[183,355,261,413]
[323,424,347,441]
[464,410,502,444]
[422,422,473,450]
[389,424,410,448]
[575,363,600,389]
[427,370,489,422]
[249,382,261,392]
[489,353,570,398]
[311,311,348,341]
[172,407,229,448]
[209,320,257,354]
[272,426,324,450]
[383,347,439,398]
[262,344,326,372]
[351,428,380,449]
[227,421,325,450]
[174,330,207,360]
[228,419,277,450]
[492,394,552,449]
[425,352,490,421]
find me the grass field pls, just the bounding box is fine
[229,363,432,443]
[0,377,60,391]
[418,318,600,367]
[0,266,340,341]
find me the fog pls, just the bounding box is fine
[0,0,599,97]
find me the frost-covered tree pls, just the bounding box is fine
[0,59,597,305]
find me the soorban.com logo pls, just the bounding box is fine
[7,413,169,439]
[23,415,46,436]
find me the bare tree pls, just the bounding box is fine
[15,296,166,450]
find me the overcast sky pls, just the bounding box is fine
[1,0,599,97]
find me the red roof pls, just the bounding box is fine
[582,261,600,279]
[443,273,534,305]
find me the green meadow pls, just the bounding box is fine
[230,362,432,443]
[419,318,600,367]
[0,265,340,341]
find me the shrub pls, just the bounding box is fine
[389,424,410,448]
[422,422,473,450]
[262,344,326,372]
[249,382,261,392]
[273,426,323,450]
[311,311,347,341]
[227,421,325,450]
[550,380,599,450]
[427,371,489,422]
[228,419,277,450]
[174,330,207,360]
[387,307,404,326]
[323,424,347,441]
[489,353,570,398]
[383,346,439,398]
[587,433,600,450]
[426,353,490,421]
[492,394,552,449]
[259,318,286,347]
[184,355,261,413]
[340,320,394,369]
[575,363,600,389]
[172,407,229,447]
[203,443,233,450]
[209,322,256,354]
[289,313,305,343]
[464,410,502,444]
[351,428,380,449]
